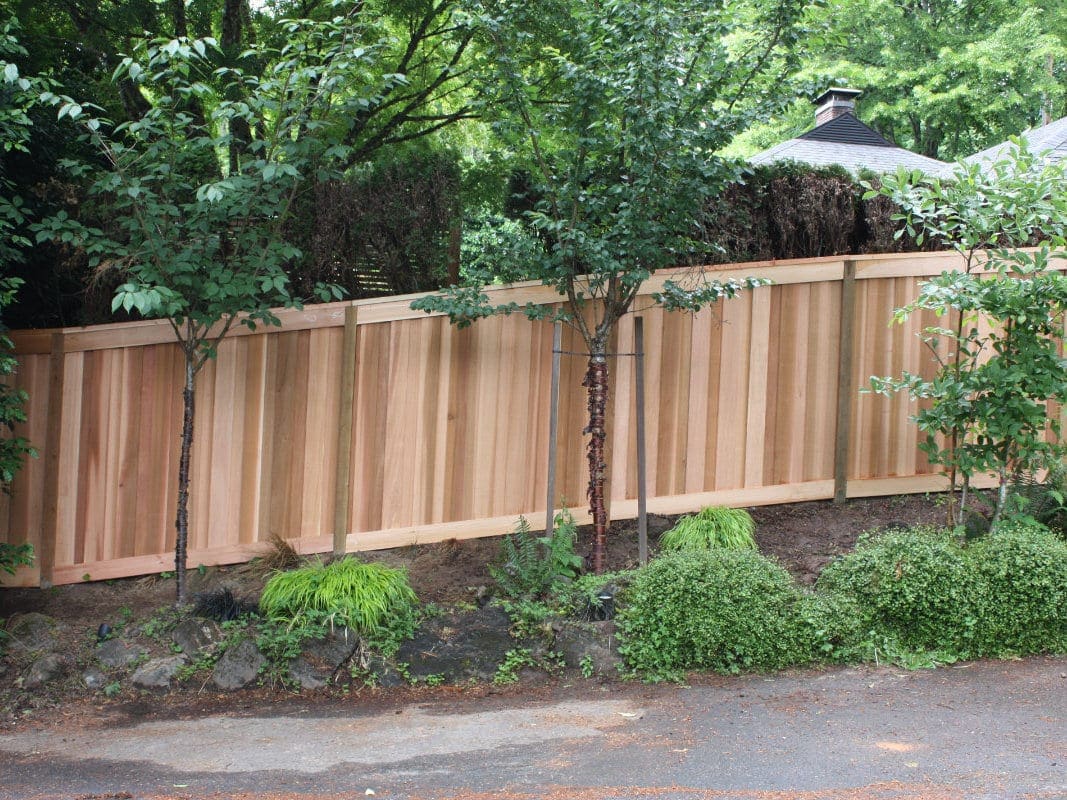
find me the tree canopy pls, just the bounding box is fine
[730,0,1066,161]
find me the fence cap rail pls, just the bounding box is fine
[12,248,1062,354]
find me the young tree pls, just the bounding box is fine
[868,144,1067,529]
[414,0,804,572]
[32,21,378,602]
[0,24,44,575]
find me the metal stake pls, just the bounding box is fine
[546,322,562,534]
[635,317,648,565]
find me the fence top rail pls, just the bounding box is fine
[13,248,1061,355]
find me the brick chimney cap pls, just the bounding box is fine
[813,87,863,106]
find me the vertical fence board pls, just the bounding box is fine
[8,251,1024,585]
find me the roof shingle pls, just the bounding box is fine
[750,112,953,178]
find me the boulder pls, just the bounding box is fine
[171,617,221,657]
[552,619,621,676]
[286,657,327,691]
[302,629,359,669]
[5,613,59,654]
[211,638,266,691]
[396,605,515,684]
[131,655,186,690]
[22,654,67,689]
[96,638,147,669]
[365,655,405,688]
[82,667,107,691]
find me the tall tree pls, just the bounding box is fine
[730,0,1066,161]
[414,0,804,571]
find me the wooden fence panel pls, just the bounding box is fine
[3,251,1031,586]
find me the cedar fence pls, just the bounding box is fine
[0,251,1001,587]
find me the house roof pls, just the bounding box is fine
[964,116,1067,166]
[750,113,954,177]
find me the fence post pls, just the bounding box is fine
[333,305,359,556]
[834,260,857,503]
[39,332,66,587]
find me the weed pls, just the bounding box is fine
[495,598,552,639]
[140,607,181,642]
[103,681,121,698]
[494,648,537,685]
[579,654,595,678]
[260,533,303,573]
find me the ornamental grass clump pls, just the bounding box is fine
[617,549,829,680]
[259,557,418,637]
[659,505,757,552]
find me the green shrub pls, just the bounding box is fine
[260,557,418,640]
[490,510,583,601]
[816,527,979,654]
[659,506,756,552]
[967,521,1067,656]
[617,549,824,680]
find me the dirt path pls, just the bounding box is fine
[1,656,1064,800]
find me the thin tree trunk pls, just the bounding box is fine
[175,357,196,605]
[583,347,610,573]
[990,467,1009,531]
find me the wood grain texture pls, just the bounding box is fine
[7,250,1040,586]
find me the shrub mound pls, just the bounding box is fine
[616,549,834,679]
[968,522,1067,655]
[619,522,1067,681]
[815,526,979,654]
[816,523,1067,660]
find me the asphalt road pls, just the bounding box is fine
[0,656,1064,800]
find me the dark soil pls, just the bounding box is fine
[0,494,945,726]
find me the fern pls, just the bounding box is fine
[491,510,584,600]
[660,506,757,552]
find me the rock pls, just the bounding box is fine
[211,638,266,691]
[366,655,404,688]
[5,613,59,654]
[131,655,186,689]
[553,619,621,676]
[516,666,552,686]
[22,654,67,689]
[82,667,107,690]
[287,657,327,690]
[396,605,515,684]
[96,638,147,669]
[647,514,674,538]
[171,618,221,657]
[302,629,359,669]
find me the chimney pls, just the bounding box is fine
[814,87,862,127]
